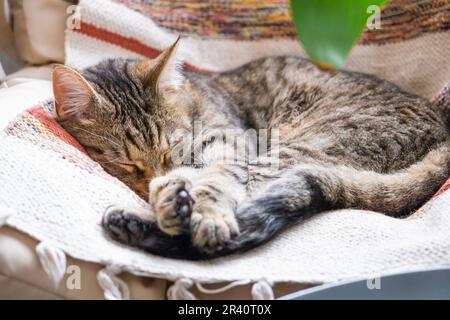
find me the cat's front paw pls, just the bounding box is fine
[149,176,194,236]
[190,206,239,254]
[102,206,151,246]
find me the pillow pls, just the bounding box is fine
[9,0,77,65]
[0,0,21,78]
[0,226,168,299]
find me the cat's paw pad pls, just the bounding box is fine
[190,209,239,254]
[175,189,195,218]
[150,176,194,236]
[102,207,148,245]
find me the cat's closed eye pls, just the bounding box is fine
[118,161,148,176]
[84,146,104,155]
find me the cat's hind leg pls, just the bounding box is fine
[224,140,450,254]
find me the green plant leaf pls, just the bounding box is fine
[290,0,388,70]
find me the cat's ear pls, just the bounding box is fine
[136,37,183,94]
[52,65,96,120]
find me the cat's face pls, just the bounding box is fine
[52,40,183,198]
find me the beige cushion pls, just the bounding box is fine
[0,226,167,299]
[0,65,54,129]
[5,64,54,82]
[9,0,77,65]
[0,0,20,63]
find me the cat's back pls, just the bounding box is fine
[200,55,449,172]
[203,55,446,131]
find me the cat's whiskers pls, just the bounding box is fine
[67,125,122,148]
[101,156,124,164]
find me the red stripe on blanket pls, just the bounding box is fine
[435,178,450,196]
[27,106,89,156]
[75,22,210,74]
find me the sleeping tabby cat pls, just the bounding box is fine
[53,39,450,260]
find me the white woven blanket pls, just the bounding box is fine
[2,132,450,283]
[1,131,450,283]
[1,0,450,297]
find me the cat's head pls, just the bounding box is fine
[52,39,186,198]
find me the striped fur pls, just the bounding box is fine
[53,44,450,259]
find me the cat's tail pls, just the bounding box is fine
[224,139,450,255]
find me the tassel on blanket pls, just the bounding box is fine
[168,278,274,300]
[97,265,130,300]
[167,278,197,300]
[251,280,274,300]
[167,278,250,300]
[0,207,15,227]
[195,279,251,296]
[36,241,67,289]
